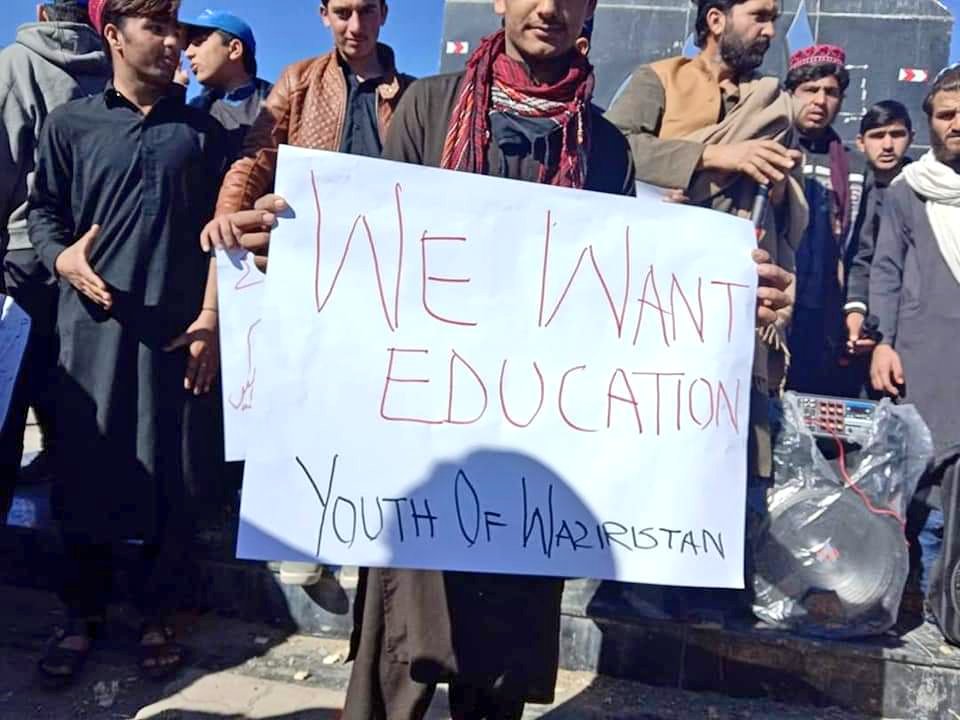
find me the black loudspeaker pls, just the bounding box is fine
[754,393,932,637]
[927,450,960,645]
[755,485,906,633]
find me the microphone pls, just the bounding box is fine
[751,183,771,231]
[862,315,883,343]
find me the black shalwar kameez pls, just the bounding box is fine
[28,85,227,617]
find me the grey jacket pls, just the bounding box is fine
[0,22,108,255]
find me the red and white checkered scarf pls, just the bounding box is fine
[441,30,595,188]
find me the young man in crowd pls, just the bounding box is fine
[208,0,627,714]
[844,100,914,351]
[847,100,927,589]
[204,0,412,590]
[0,0,109,519]
[28,0,227,684]
[343,0,635,715]
[783,45,869,397]
[207,0,791,715]
[605,0,803,551]
[210,0,410,198]
[347,1,633,716]
[870,66,960,596]
[182,9,272,159]
[179,7,272,563]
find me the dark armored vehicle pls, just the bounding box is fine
[438,0,953,147]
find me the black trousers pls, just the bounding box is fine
[58,508,193,621]
[448,686,525,720]
[0,249,58,520]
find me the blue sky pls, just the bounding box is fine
[7,0,447,81]
[6,0,960,82]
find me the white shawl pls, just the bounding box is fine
[902,150,960,284]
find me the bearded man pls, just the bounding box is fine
[869,64,960,606]
[607,0,805,490]
[870,66,960,455]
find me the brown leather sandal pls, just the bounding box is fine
[138,620,185,681]
[37,618,99,687]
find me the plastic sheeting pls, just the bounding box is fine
[753,393,933,638]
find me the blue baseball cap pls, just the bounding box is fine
[181,9,256,55]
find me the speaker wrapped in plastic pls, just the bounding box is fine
[752,392,933,638]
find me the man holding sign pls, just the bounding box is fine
[210,4,792,718]
[214,0,634,715]
[343,2,634,717]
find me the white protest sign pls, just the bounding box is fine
[238,146,758,588]
[216,249,265,461]
[0,295,31,427]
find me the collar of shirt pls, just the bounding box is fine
[206,79,260,107]
[337,52,384,92]
[103,82,185,114]
[691,52,743,110]
[800,129,840,155]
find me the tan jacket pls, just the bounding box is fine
[215,44,413,215]
[648,57,807,259]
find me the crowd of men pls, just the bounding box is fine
[0,0,957,717]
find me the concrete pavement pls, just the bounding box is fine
[0,586,877,720]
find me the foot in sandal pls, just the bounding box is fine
[37,618,99,687]
[138,620,185,680]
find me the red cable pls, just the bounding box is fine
[830,430,907,530]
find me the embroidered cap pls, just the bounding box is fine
[789,44,847,71]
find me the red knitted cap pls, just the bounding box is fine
[789,44,846,71]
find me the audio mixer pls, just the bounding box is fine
[795,394,878,443]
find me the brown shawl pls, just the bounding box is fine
[650,55,808,257]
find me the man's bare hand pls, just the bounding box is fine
[661,188,689,204]
[702,141,799,187]
[164,308,219,395]
[54,224,112,309]
[173,65,190,88]
[200,195,287,261]
[752,249,792,328]
[845,312,877,355]
[871,344,904,397]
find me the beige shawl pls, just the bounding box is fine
[651,55,810,474]
[651,55,808,259]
